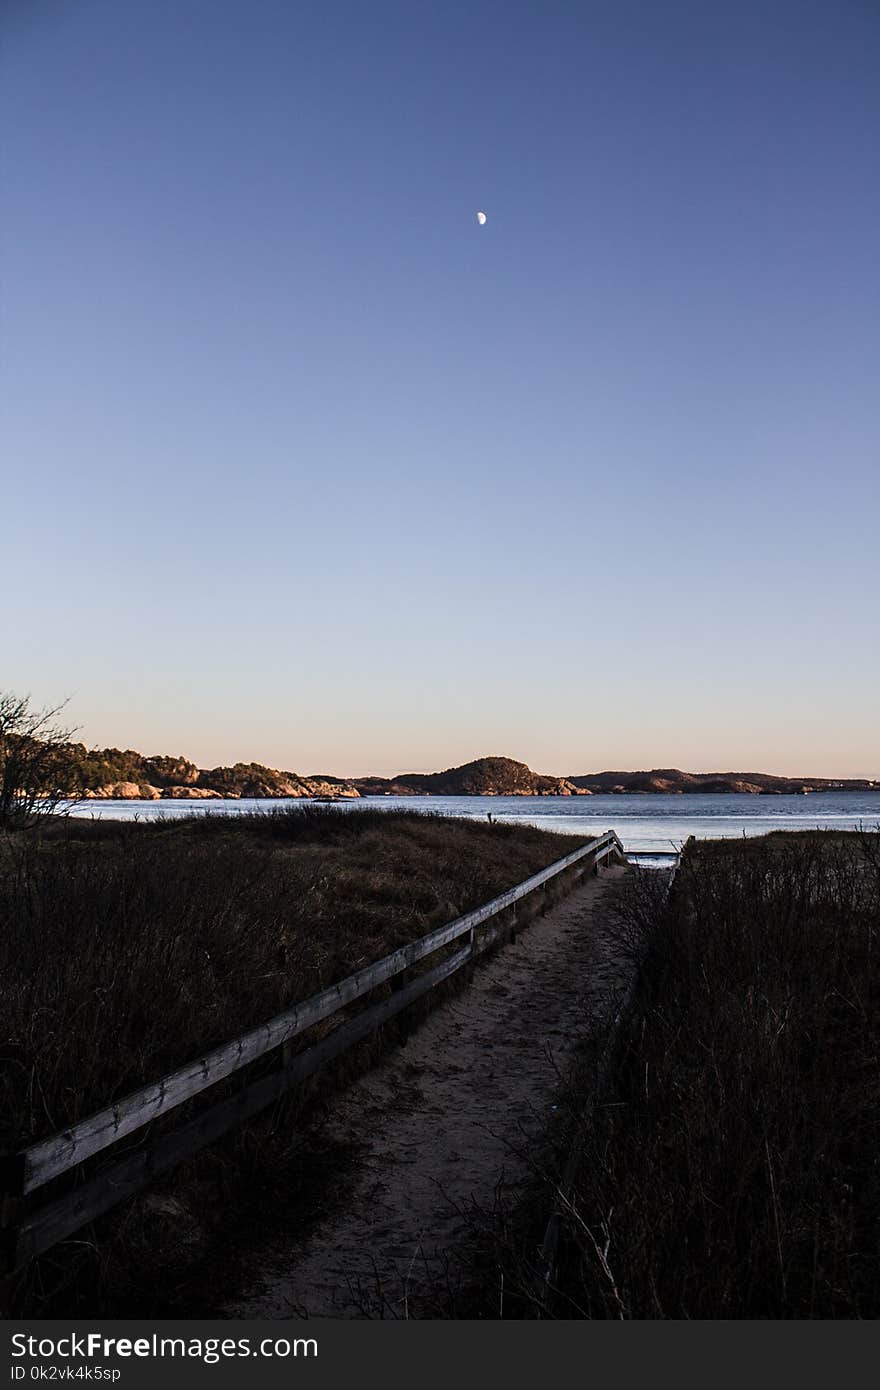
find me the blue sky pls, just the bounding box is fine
[3,0,878,776]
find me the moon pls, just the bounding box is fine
[476,211,487,226]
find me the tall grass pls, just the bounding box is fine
[500,831,880,1318]
[2,807,594,1316]
[0,808,587,1149]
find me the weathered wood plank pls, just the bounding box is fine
[21,830,624,1194]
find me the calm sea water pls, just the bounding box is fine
[69,791,880,865]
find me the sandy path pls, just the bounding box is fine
[228,867,631,1319]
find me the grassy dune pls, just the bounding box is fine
[3,807,594,1316]
[478,831,880,1319]
[0,807,588,1150]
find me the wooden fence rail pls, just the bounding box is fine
[1,829,626,1273]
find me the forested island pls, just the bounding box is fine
[61,748,876,800]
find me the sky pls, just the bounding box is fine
[2,0,878,777]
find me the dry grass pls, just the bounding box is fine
[0,807,588,1148]
[464,831,880,1319]
[2,806,593,1318]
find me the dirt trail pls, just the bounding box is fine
[228,867,632,1319]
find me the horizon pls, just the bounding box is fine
[4,1,878,777]
[54,719,879,783]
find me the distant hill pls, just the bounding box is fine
[351,756,587,797]
[565,768,876,795]
[59,745,876,800]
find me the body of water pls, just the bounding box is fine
[69,791,880,865]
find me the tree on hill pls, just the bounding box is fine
[0,691,82,829]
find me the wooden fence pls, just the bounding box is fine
[1,829,626,1274]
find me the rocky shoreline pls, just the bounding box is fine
[81,778,359,802]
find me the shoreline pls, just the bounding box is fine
[73,786,880,803]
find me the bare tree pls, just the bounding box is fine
[0,691,82,829]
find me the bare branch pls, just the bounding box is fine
[0,691,83,830]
